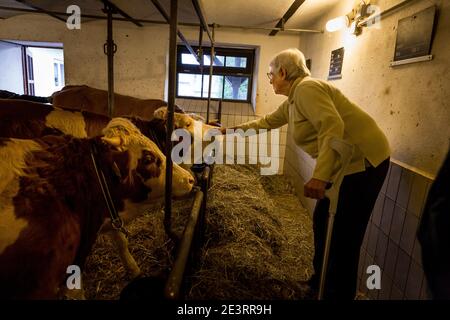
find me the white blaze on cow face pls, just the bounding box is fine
[102,118,194,198]
[153,107,218,137]
[45,108,87,138]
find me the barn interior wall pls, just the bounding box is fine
[0,14,169,100]
[284,0,449,300]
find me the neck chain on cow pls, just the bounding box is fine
[90,142,129,237]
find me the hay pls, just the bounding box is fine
[83,199,193,300]
[83,164,314,300]
[187,165,314,300]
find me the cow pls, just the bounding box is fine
[153,106,224,165]
[153,106,220,136]
[51,85,184,119]
[0,101,195,279]
[0,118,194,299]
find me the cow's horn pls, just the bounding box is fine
[102,136,122,148]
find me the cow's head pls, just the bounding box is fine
[153,107,220,137]
[102,118,194,199]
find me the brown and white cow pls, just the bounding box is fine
[51,85,184,119]
[153,107,224,165]
[0,118,194,299]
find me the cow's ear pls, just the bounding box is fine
[153,107,168,120]
[102,136,125,151]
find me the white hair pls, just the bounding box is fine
[270,48,311,81]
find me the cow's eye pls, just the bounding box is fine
[186,122,192,127]
[143,155,153,165]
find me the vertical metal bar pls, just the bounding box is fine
[164,190,204,299]
[104,4,115,117]
[218,99,222,123]
[164,0,178,238]
[198,26,204,99]
[206,25,215,123]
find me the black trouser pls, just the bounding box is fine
[309,158,390,300]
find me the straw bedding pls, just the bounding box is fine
[83,164,314,300]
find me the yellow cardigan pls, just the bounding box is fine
[236,76,391,182]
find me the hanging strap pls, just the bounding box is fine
[90,143,129,237]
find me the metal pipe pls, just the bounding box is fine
[164,0,177,240]
[149,0,201,64]
[103,3,115,117]
[213,23,323,33]
[191,0,213,42]
[100,0,143,27]
[218,99,222,123]
[198,26,204,97]
[358,0,420,27]
[206,25,215,123]
[269,0,306,36]
[164,189,204,299]
[0,6,323,33]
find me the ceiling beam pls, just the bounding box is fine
[15,0,66,22]
[269,0,306,36]
[149,0,201,64]
[0,5,322,33]
[191,0,213,44]
[100,0,143,27]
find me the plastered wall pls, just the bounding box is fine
[299,0,450,177]
[0,14,168,100]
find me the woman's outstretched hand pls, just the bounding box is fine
[304,178,328,199]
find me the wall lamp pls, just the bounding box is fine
[326,0,372,35]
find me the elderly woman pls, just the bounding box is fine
[225,48,390,300]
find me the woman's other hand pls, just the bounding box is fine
[304,178,328,199]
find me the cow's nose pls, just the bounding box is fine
[188,177,195,185]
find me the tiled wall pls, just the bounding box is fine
[358,161,433,300]
[283,132,434,300]
[175,98,287,174]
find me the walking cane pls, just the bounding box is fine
[318,137,354,300]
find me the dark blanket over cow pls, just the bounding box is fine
[51,85,183,119]
[0,89,50,104]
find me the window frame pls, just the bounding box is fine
[176,45,254,103]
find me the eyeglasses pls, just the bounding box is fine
[266,72,274,81]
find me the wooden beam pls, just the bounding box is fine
[269,0,305,36]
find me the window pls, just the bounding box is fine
[176,46,254,102]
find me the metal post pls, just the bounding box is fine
[164,0,178,239]
[103,3,116,117]
[165,189,204,299]
[198,26,204,98]
[206,25,215,123]
[218,99,222,123]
